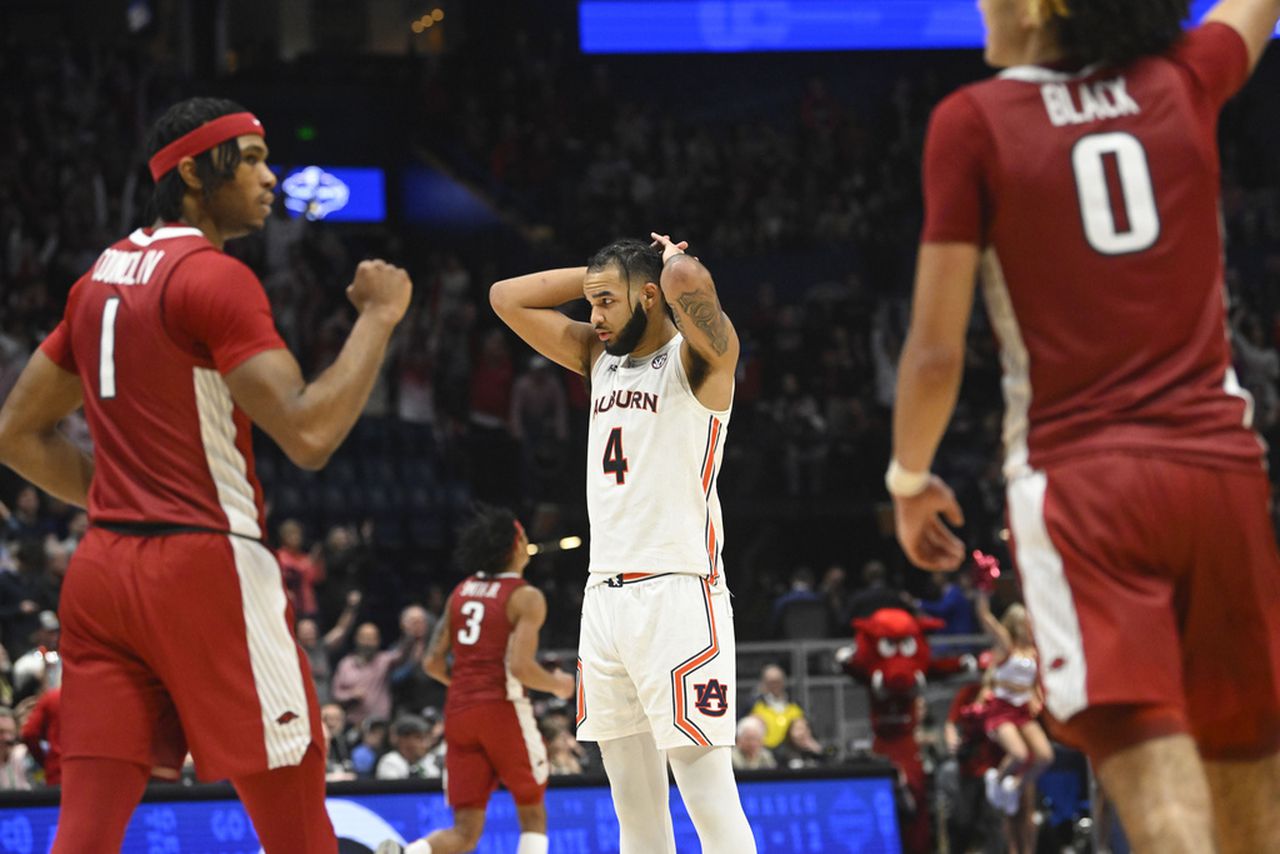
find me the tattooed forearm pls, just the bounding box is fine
[674,289,730,356]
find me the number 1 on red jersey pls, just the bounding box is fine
[100,297,121,399]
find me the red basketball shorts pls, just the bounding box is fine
[1007,454,1280,761]
[59,528,323,780]
[444,700,548,810]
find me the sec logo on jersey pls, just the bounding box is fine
[651,352,668,369]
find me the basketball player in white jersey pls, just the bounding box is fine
[491,234,755,853]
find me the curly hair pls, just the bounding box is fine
[587,238,665,294]
[145,97,250,222]
[1049,0,1190,68]
[455,503,520,578]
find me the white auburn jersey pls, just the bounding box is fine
[585,333,731,587]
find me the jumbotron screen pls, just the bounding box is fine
[579,0,1280,53]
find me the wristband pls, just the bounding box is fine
[885,460,930,497]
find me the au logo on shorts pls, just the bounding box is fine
[693,679,729,717]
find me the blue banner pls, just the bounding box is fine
[0,775,901,853]
[579,0,1279,53]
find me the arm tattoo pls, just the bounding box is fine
[674,289,730,356]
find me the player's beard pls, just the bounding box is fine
[604,301,648,356]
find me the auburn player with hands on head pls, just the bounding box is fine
[0,97,411,853]
[490,234,755,854]
[888,1,1280,852]
[378,504,573,854]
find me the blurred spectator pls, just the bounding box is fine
[510,355,569,497]
[2,487,54,542]
[914,569,979,638]
[58,511,88,555]
[332,623,408,726]
[770,566,832,639]
[0,648,14,708]
[296,589,362,705]
[321,702,356,781]
[351,717,390,778]
[768,373,829,495]
[0,707,30,790]
[846,560,908,621]
[390,604,440,717]
[20,684,59,785]
[818,564,851,633]
[34,540,68,613]
[317,525,370,625]
[275,519,324,620]
[731,716,777,771]
[0,539,46,658]
[540,714,585,776]
[376,714,442,779]
[773,717,826,769]
[745,664,806,750]
[943,678,1001,854]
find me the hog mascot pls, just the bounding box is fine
[839,608,974,854]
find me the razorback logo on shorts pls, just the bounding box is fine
[693,679,729,717]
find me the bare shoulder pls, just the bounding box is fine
[507,583,547,621]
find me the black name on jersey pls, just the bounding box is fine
[593,389,659,417]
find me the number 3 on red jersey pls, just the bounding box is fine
[1072,132,1160,256]
[456,601,484,645]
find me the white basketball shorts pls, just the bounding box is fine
[575,573,736,750]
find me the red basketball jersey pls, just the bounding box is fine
[922,23,1262,476]
[40,225,285,538]
[445,573,528,714]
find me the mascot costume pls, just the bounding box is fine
[840,607,974,853]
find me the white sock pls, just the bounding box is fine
[405,841,432,854]
[516,832,549,854]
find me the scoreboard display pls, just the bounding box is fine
[0,771,901,853]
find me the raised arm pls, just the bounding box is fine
[225,260,411,471]
[323,590,363,653]
[0,353,93,507]
[506,586,575,699]
[1205,0,1280,70]
[650,234,739,411]
[975,591,1012,654]
[490,267,600,376]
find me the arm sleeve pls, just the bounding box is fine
[166,253,286,374]
[920,90,992,246]
[38,322,76,374]
[1170,23,1252,107]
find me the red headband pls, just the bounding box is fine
[148,112,265,182]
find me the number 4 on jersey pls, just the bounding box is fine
[603,427,629,485]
